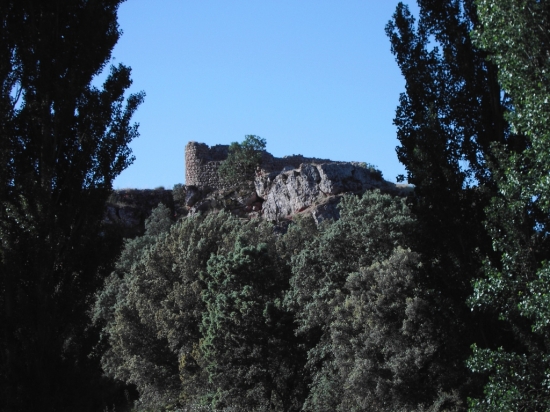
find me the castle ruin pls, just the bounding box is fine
[185,141,342,190]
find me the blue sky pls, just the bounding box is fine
[109,0,419,189]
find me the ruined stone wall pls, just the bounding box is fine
[185,142,230,189]
[261,153,340,174]
[185,141,346,190]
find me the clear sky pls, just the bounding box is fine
[109,0,420,189]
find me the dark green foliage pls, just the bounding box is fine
[99,190,489,410]
[385,1,517,405]
[95,209,236,409]
[466,0,550,409]
[385,0,507,287]
[172,183,186,204]
[387,0,509,192]
[143,202,173,235]
[94,204,181,410]
[201,239,308,411]
[467,345,550,411]
[275,214,319,264]
[95,209,308,410]
[285,191,456,411]
[331,246,465,412]
[0,1,143,410]
[385,0,504,306]
[218,135,266,187]
[287,191,415,337]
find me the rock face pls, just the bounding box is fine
[255,162,400,222]
[185,141,345,191]
[103,188,181,237]
[103,143,414,237]
[180,160,411,224]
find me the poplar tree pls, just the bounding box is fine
[468,1,550,409]
[385,0,515,404]
[0,1,143,410]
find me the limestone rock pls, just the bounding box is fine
[183,140,414,226]
[185,185,201,207]
[102,188,183,237]
[256,164,322,222]
[256,162,398,222]
[312,197,342,225]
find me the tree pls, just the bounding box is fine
[330,246,462,411]
[385,0,517,404]
[201,237,308,412]
[95,208,310,410]
[0,1,144,410]
[95,210,235,410]
[466,0,550,409]
[283,191,457,411]
[93,204,180,411]
[217,134,266,187]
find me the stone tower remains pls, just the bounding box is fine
[185,141,339,190]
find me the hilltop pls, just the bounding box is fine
[103,142,413,235]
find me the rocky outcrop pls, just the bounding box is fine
[255,162,404,223]
[185,184,263,218]
[185,141,346,191]
[103,188,182,237]
[102,165,412,237]
[104,144,414,236]
[180,160,412,224]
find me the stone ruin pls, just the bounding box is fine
[185,141,343,191]
[184,141,408,224]
[101,142,412,235]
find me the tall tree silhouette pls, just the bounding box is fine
[468,0,550,409]
[0,1,143,410]
[385,0,516,404]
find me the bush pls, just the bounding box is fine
[217,135,266,187]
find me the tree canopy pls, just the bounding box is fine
[217,134,266,188]
[0,1,143,410]
[5,0,550,410]
[467,0,550,409]
[384,1,512,405]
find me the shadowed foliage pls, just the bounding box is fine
[0,1,143,410]
[217,135,267,188]
[467,0,550,409]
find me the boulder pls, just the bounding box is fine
[312,197,342,225]
[256,163,325,222]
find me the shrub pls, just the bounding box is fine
[217,135,266,187]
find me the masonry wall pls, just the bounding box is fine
[185,142,230,190]
[185,141,344,190]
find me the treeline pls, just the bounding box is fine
[0,0,144,411]
[95,193,425,410]
[2,0,550,411]
[96,0,550,410]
